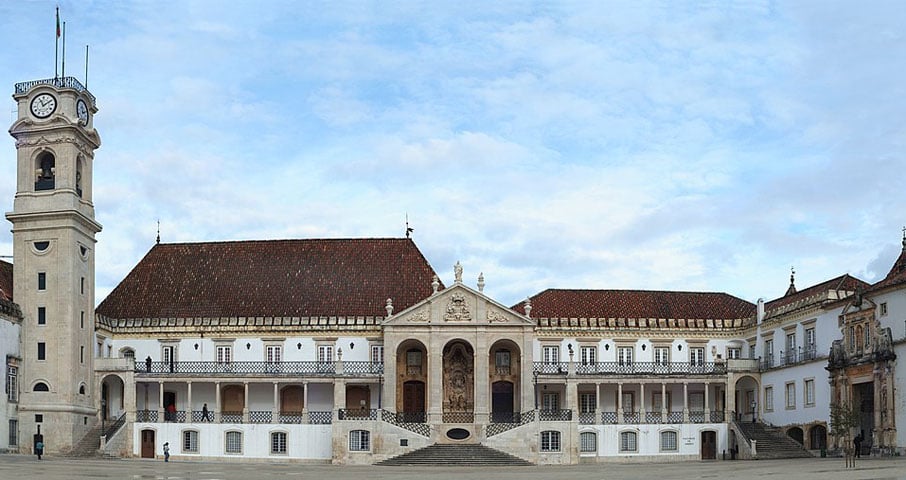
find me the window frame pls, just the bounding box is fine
[619,430,638,452]
[182,429,199,454]
[617,346,633,365]
[654,346,670,364]
[764,386,774,412]
[785,382,796,410]
[660,430,678,452]
[8,419,17,447]
[270,431,288,455]
[541,345,560,364]
[216,345,232,364]
[540,430,561,452]
[37,272,46,291]
[349,430,371,452]
[579,431,597,453]
[689,347,705,365]
[579,345,596,365]
[224,431,243,455]
[6,363,17,403]
[804,378,815,407]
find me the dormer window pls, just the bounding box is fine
[35,152,55,191]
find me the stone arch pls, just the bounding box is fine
[808,424,827,450]
[396,339,428,419]
[100,374,126,422]
[489,338,522,421]
[734,375,760,422]
[34,149,56,190]
[787,426,804,445]
[442,339,474,416]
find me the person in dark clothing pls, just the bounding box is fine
[201,403,210,421]
[35,440,44,460]
[854,433,863,458]
[145,356,152,372]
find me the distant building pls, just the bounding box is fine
[4,75,903,464]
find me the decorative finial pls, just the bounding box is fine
[385,298,393,317]
[454,261,463,283]
[431,275,439,294]
[524,297,532,318]
[785,266,797,296]
[156,220,160,244]
[901,226,905,249]
[406,213,414,238]
[477,272,485,292]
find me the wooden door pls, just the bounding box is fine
[140,429,155,458]
[403,381,426,422]
[491,381,514,422]
[701,430,716,460]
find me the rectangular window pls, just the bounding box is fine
[805,379,815,406]
[579,393,596,413]
[749,343,756,359]
[689,392,704,412]
[579,346,596,365]
[785,382,796,409]
[80,311,84,329]
[270,431,287,454]
[266,345,282,363]
[620,431,638,452]
[786,333,796,362]
[621,391,635,413]
[8,419,17,446]
[690,347,704,365]
[652,392,672,412]
[579,431,596,453]
[80,277,85,295]
[216,346,232,364]
[660,431,678,451]
[162,345,175,365]
[540,430,561,452]
[764,386,774,411]
[80,346,84,364]
[318,345,333,363]
[371,345,384,364]
[37,343,45,361]
[805,327,816,358]
[349,430,370,451]
[542,392,560,411]
[406,350,422,374]
[224,431,242,454]
[38,272,46,291]
[495,350,511,375]
[542,345,559,364]
[654,346,670,364]
[617,347,633,365]
[183,430,198,453]
[880,302,888,316]
[727,347,741,359]
[764,339,774,365]
[37,307,46,325]
[6,364,17,402]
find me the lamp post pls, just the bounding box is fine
[533,370,540,410]
[751,399,757,424]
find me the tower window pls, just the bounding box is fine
[38,272,46,290]
[80,277,85,295]
[33,383,49,392]
[33,241,50,251]
[37,342,45,360]
[76,158,83,197]
[37,307,46,325]
[35,152,55,191]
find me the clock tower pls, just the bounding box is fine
[6,77,102,454]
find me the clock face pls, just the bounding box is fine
[76,99,89,125]
[30,93,57,118]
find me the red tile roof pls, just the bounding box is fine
[764,274,868,314]
[96,238,441,320]
[512,289,755,321]
[0,259,12,303]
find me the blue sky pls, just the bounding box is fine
[1,1,904,307]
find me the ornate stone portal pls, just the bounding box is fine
[443,342,474,416]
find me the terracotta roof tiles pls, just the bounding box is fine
[96,238,441,320]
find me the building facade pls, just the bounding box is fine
[3,76,904,464]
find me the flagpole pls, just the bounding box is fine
[54,6,60,79]
[61,21,66,80]
[85,45,89,88]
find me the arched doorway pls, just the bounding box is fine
[396,340,427,422]
[491,381,514,422]
[809,424,827,450]
[489,339,521,422]
[101,375,125,423]
[787,426,804,445]
[443,340,474,422]
[701,430,716,459]
[140,429,155,458]
[734,375,759,422]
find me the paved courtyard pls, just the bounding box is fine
[0,455,904,480]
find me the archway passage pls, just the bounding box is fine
[402,381,426,422]
[101,375,126,423]
[787,427,804,445]
[809,425,827,450]
[491,381,515,423]
[140,429,155,458]
[701,430,716,459]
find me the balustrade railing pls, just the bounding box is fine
[689,411,706,423]
[490,412,523,424]
[495,365,511,375]
[249,411,272,423]
[567,361,726,375]
[15,77,96,104]
[135,360,383,377]
[710,410,725,423]
[539,409,572,421]
[308,411,333,424]
[220,411,243,423]
[486,410,533,437]
[381,409,430,436]
[666,411,684,423]
[137,410,158,422]
[645,411,663,424]
[442,412,474,423]
[533,362,569,374]
[623,411,640,424]
[338,408,378,420]
[578,411,596,424]
[280,412,304,424]
[601,411,618,424]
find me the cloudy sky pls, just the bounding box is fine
[1,1,904,308]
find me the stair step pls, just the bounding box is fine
[378,444,531,466]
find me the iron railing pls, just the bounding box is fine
[571,361,726,375]
[15,76,96,104]
[760,347,820,371]
[135,360,383,377]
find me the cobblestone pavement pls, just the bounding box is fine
[0,455,904,480]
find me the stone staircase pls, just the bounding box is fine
[737,422,813,459]
[377,444,533,466]
[62,424,103,458]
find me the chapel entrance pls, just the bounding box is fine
[491,381,515,423]
[402,381,426,422]
[854,381,875,452]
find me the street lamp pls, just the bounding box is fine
[751,400,757,423]
[533,370,540,410]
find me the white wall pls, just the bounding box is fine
[133,423,332,460]
[0,316,21,452]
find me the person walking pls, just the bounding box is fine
[854,433,862,458]
[201,403,210,421]
[35,440,44,460]
[163,442,170,462]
